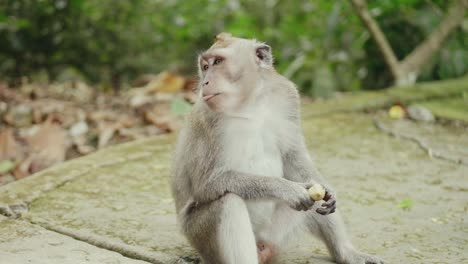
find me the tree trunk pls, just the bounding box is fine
[399,0,468,80]
[349,0,467,87]
[348,0,403,83]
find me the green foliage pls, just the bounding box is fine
[0,160,15,174]
[0,0,466,93]
[398,198,414,210]
[171,98,192,116]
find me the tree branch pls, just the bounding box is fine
[400,0,468,75]
[349,0,402,81]
[349,0,467,87]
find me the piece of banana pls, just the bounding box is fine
[308,184,326,201]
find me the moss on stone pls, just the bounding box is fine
[302,76,468,121]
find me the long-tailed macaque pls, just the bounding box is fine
[171,33,384,264]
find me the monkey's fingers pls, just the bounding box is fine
[316,198,337,215]
[300,199,314,211]
[316,206,335,215]
[323,191,333,201]
[322,199,336,209]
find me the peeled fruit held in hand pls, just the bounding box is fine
[308,184,326,201]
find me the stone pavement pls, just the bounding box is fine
[1,78,467,264]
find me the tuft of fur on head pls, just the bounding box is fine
[209,32,235,49]
[208,33,274,69]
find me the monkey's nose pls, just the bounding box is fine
[203,81,209,86]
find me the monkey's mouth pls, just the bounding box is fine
[203,93,221,102]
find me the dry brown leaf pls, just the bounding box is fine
[0,128,22,161]
[143,104,178,133]
[72,136,95,155]
[24,121,68,173]
[118,115,136,128]
[132,74,158,87]
[183,78,198,92]
[32,107,43,123]
[12,156,32,179]
[144,71,186,94]
[98,123,117,149]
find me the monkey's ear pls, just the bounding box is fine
[255,44,273,67]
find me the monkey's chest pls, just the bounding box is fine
[222,126,283,177]
[222,122,283,233]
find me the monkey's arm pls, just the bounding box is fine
[282,140,327,183]
[282,142,337,215]
[192,170,315,211]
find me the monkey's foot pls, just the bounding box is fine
[257,241,275,264]
[336,250,384,264]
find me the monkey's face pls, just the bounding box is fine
[197,33,274,114]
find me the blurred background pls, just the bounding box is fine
[1,0,467,92]
[0,0,467,184]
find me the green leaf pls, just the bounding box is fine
[0,160,15,174]
[171,99,192,116]
[398,198,414,210]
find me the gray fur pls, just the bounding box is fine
[171,35,383,264]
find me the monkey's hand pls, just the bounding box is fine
[316,188,336,215]
[283,182,316,211]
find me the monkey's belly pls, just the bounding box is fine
[236,151,283,235]
[246,200,277,234]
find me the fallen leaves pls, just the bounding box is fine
[24,120,68,174]
[0,71,194,185]
[0,128,22,161]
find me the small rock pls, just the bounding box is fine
[69,121,89,137]
[407,105,434,122]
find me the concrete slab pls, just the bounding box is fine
[0,111,464,263]
[0,215,149,264]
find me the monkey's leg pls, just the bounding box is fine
[182,193,258,264]
[306,211,384,264]
[256,203,307,262]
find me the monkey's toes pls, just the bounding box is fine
[339,250,385,264]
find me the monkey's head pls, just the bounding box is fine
[197,33,274,113]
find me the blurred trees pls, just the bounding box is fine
[350,0,467,87]
[0,0,467,94]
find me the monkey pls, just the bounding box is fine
[171,33,384,264]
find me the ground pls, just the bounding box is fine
[0,77,467,264]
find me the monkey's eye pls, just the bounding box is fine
[213,58,223,65]
[203,64,209,71]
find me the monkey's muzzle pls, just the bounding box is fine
[203,93,221,101]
